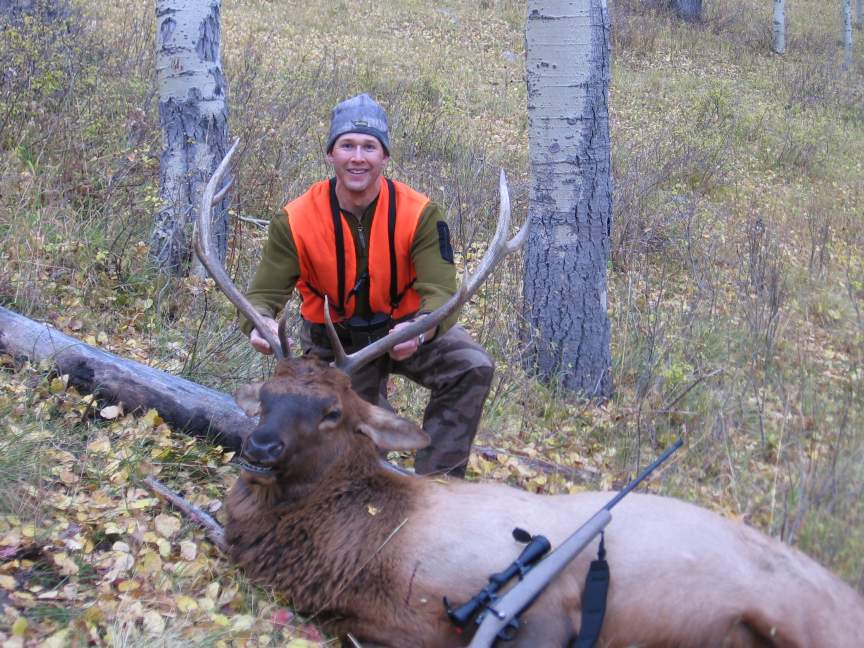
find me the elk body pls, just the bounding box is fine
[225,357,864,647]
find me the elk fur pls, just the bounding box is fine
[225,357,864,648]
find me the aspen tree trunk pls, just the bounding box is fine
[773,0,786,54]
[524,0,613,397]
[151,0,230,276]
[670,0,702,22]
[843,0,853,69]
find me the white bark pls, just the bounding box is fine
[523,0,613,397]
[152,0,230,275]
[843,0,854,69]
[773,0,786,55]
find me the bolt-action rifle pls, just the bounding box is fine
[462,439,683,648]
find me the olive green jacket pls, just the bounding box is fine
[240,187,458,337]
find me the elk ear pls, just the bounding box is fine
[357,404,431,451]
[234,383,263,417]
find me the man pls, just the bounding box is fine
[241,93,493,478]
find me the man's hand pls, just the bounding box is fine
[249,317,282,355]
[389,320,436,361]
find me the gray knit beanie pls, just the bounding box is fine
[326,93,390,154]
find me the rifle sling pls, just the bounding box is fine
[571,533,610,648]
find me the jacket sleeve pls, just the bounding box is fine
[410,201,459,336]
[239,213,300,336]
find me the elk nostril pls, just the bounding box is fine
[246,437,284,463]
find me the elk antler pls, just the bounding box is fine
[328,169,528,376]
[193,139,287,360]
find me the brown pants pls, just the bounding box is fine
[300,323,493,477]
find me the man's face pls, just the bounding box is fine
[326,133,389,197]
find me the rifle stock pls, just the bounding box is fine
[466,439,683,648]
[466,509,612,647]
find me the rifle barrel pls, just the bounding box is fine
[604,438,683,511]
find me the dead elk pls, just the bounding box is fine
[225,355,864,647]
[192,143,864,646]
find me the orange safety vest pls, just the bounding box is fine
[284,176,429,324]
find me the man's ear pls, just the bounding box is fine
[234,383,263,417]
[357,404,430,451]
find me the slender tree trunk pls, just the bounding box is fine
[857,0,863,28]
[151,0,230,276]
[523,0,613,398]
[670,0,702,22]
[843,0,854,69]
[0,0,68,21]
[773,0,786,55]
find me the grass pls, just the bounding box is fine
[1,0,863,643]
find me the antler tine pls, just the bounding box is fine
[333,170,528,376]
[193,138,286,361]
[212,178,233,205]
[323,296,350,367]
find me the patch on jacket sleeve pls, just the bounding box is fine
[437,221,454,264]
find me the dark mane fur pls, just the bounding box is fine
[226,436,417,617]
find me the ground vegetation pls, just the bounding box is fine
[0,0,862,644]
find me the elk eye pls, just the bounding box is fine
[323,409,342,423]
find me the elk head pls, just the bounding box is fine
[231,356,429,488]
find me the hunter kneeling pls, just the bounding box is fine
[241,93,493,478]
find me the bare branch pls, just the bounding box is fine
[332,169,528,376]
[143,476,227,552]
[193,139,286,360]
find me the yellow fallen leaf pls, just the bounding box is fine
[367,505,380,516]
[43,628,69,648]
[142,409,164,427]
[231,614,254,631]
[0,529,22,546]
[11,616,27,636]
[117,579,140,592]
[175,595,198,613]
[179,541,197,561]
[100,405,123,419]
[59,469,79,486]
[53,552,79,576]
[136,549,163,577]
[143,610,165,635]
[110,468,129,485]
[129,498,159,510]
[87,437,111,454]
[154,514,181,539]
[0,574,16,589]
[157,538,172,558]
[210,613,230,627]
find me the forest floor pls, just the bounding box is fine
[1,0,863,645]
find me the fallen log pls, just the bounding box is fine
[0,305,253,449]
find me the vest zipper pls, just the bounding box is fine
[353,214,366,252]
